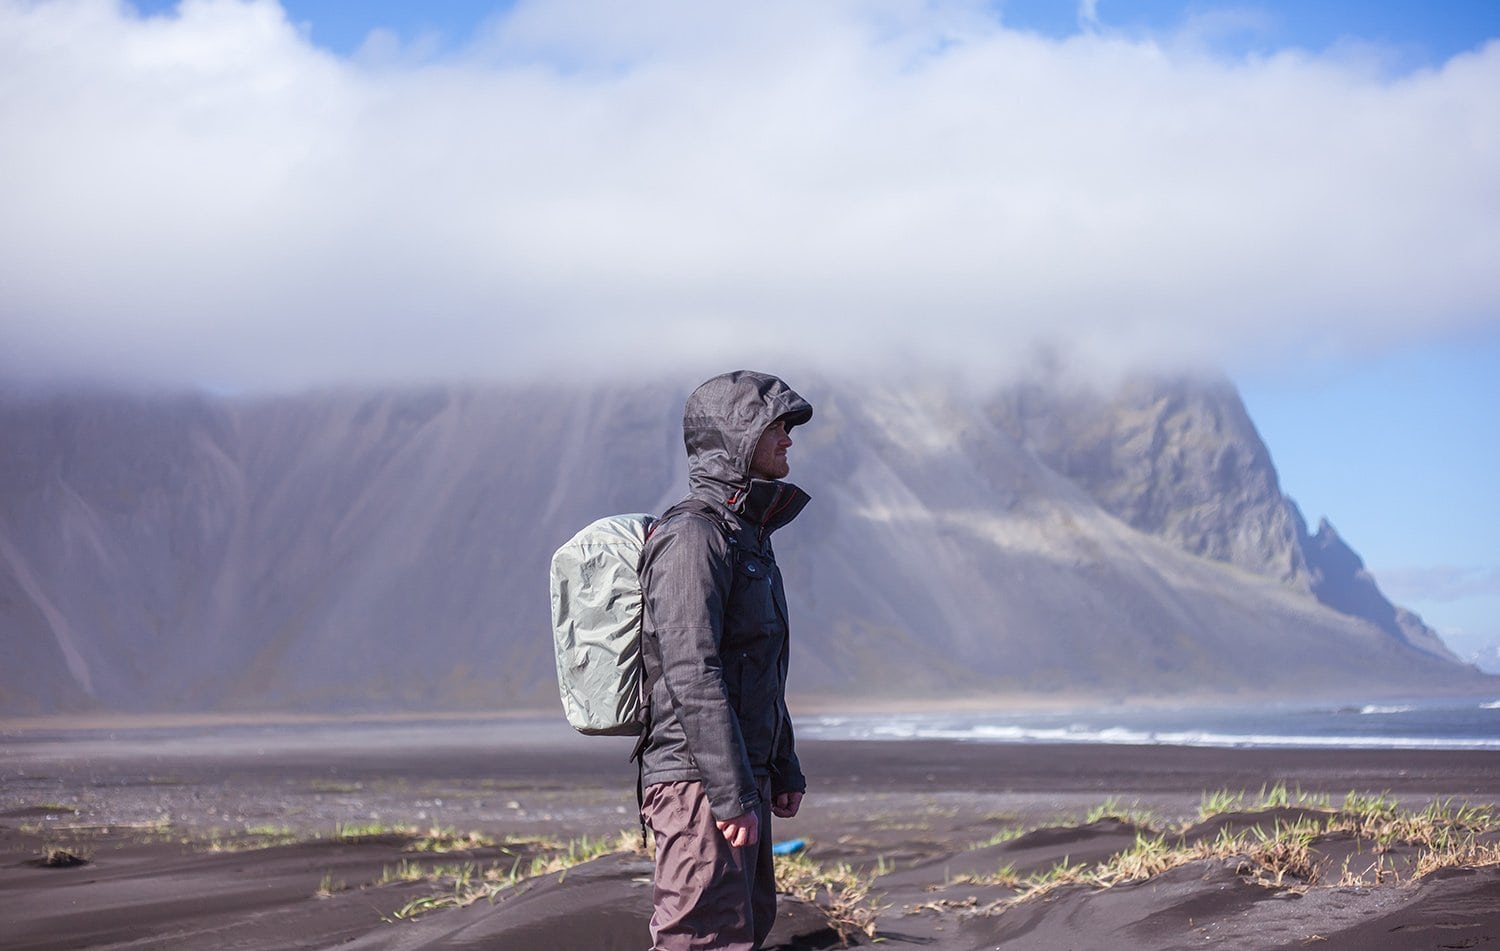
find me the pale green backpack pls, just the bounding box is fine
[549,500,726,736]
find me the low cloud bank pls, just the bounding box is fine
[1,0,1496,391]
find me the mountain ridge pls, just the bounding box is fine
[0,376,1487,716]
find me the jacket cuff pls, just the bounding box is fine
[711,785,763,821]
[771,772,806,797]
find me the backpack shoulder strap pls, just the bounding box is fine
[654,497,739,550]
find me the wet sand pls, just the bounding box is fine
[3,717,1498,949]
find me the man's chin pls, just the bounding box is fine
[751,464,791,480]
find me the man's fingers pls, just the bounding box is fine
[714,819,741,847]
[771,792,803,818]
[714,810,759,848]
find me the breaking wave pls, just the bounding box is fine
[802,701,1500,751]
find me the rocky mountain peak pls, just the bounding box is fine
[1303,517,1454,661]
[990,376,1455,662]
[989,375,1312,588]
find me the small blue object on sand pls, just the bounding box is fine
[770,839,805,856]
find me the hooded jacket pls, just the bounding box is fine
[638,371,813,820]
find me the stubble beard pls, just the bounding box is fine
[751,455,790,481]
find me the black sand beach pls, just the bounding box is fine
[3,717,1497,949]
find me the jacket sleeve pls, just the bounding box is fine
[641,515,760,820]
[771,702,806,797]
[770,593,806,796]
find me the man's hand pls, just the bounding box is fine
[715,809,759,848]
[771,791,803,819]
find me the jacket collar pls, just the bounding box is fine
[728,478,810,536]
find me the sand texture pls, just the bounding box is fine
[3,719,1498,949]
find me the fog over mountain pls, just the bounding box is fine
[0,376,1487,717]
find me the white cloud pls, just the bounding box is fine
[0,0,1496,391]
[1077,0,1100,32]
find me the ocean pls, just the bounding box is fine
[4,698,1497,758]
[800,697,1500,751]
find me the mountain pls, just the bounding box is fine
[986,377,1455,661]
[0,377,1487,716]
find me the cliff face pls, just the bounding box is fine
[988,376,1456,662]
[1303,518,1454,661]
[989,378,1312,587]
[0,377,1482,716]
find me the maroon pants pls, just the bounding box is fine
[641,779,775,951]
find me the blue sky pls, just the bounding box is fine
[4,0,1498,664]
[1237,330,1500,666]
[127,0,1500,66]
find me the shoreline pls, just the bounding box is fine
[5,685,1497,734]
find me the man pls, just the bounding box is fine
[637,370,813,950]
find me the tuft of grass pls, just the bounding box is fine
[972,825,1028,849]
[1252,782,1330,812]
[1335,854,1401,887]
[945,863,1022,889]
[204,824,305,852]
[407,826,496,853]
[1257,782,1294,809]
[1200,783,1332,820]
[379,859,431,885]
[1339,790,1400,822]
[334,820,416,842]
[40,846,91,868]
[1242,819,1321,886]
[315,871,347,898]
[1328,795,1498,853]
[245,823,298,839]
[1414,833,1500,877]
[1199,789,1247,819]
[1094,832,1205,886]
[774,851,887,946]
[970,790,1499,920]
[1084,798,1155,828]
[386,830,646,922]
[34,802,80,815]
[525,831,640,878]
[1021,858,1091,896]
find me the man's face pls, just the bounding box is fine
[748,419,793,480]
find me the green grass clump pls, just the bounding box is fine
[1084,797,1156,828]
[972,825,1028,849]
[407,826,496,853]
[774,852,887,945]
[973,789,1500,917]
[315,871,347,897]
[946,862,1022,889]
[1198,783,1331,821]
[386,830,645,921]
[1198,789,1246,819]
[334,820,416,842]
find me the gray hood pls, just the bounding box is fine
[682,370,812,528]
